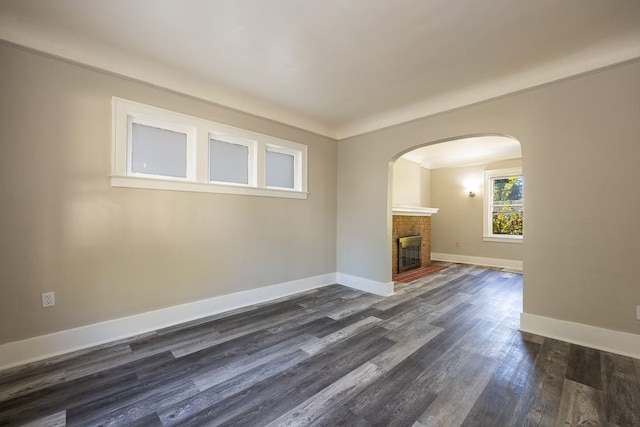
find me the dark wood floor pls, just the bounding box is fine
[1,264,639,426]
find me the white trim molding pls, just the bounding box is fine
[431,253,523,272]
[336,273,395,296]
[111,176,309,199]
[520,312,640,359]
[0,273,336,371]
[392,206,439,216]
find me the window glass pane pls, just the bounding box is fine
[492,176,523,204]
[266,150,294,188]
[131,123,187,178]
[209,139,249,184]
[492,210,523,235]
[491,174,523,235]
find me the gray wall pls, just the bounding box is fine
[338,59,640,335]
[0,43,338,344]
[3,40,640,344]
[430,159,523,261]
[392,158,432,207]
[420,167,431,207]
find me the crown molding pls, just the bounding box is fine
[0,27,337,139]
[2,19,640,142]
[336,37,640,139]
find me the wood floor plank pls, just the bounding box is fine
[293,328,396,399]
[391,273,451,297]
[2,265,639,426]
[601,352,640,426]
[265,315,336,337]
[0,337,146,384]
[294,285,359,307]
[555,378,606,427]
[346,357,437,427]
[420,323,504,394]
[305,404,370,427]
[511,338,570,426]
[460,318,512,361]
[372,324,443,370]
[379,301,438,331]
[565,344,603,390]
[429,300,483,330]
[375,297,425,320]
[415,354,498,427]
[310,307,384,338]
[0,352,174,425]
[460,334,542,426]
[0,370,65,403]
[157,349,312,425]
[205,299,306,333]
[429,292,474,318]
[21,410,66,427]
[64,375,197,426]
[134,336,248,383]
[176,328,396,426]
[67,377,197,427]
[371,288,430,311]
[324,294,385,320]
[191,333,318,391]
[300,316,383,355]
[261,297,354,335]
[265,361,383,426]
[408,311,485,371]
[130,326,222,358]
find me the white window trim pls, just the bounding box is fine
[208,133,256,187]
[483,167,523,243]
[265,144,304,191]
[111,97,308,199]
[127,116,196,181]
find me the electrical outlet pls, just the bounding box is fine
[637,305,640,320]
[42,292,55,308]
[455,241,460,248]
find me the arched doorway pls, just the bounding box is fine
[389,134,523,283]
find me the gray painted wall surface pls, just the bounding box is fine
[0,44,337,344]
[2,40,639,344]
[338,60,640,335]
[430,159,523,261]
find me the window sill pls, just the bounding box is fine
[111,175,308,199]
[483,235,523,243]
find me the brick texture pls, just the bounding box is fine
[392,215,432,275]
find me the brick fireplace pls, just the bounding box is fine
[392,206,438,275]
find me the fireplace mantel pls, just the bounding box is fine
[392,206,439,216]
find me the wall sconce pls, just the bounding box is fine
[463,177,480,198]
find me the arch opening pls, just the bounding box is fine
[388,134,523,283]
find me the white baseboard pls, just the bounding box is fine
[431,253,523,271]
[0,273,337,371]
[520,312,640,359]
[336,272,395,296]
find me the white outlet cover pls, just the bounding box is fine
[42,292,55,308]
[637,305,640,320]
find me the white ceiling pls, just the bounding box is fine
[1,0,639,139]
[401,136,521,169]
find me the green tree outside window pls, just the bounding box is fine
[492,176,523,235]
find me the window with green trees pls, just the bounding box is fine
[491,176,523,235]
[484,168,523,241]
